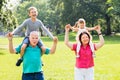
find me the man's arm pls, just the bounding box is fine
[6,33,16,54]
[49,37,58,54]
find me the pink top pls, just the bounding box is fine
[72,44,96,68]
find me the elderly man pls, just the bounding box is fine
[7,31,58,80]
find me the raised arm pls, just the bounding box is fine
[6,33,16,54]
[94,25,105,50]
[64,24,73,49]
[49,36,58,54]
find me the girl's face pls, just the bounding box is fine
[81,34,90,45]
[78,21,85,29]
[29,33,39,47]
[29,9,38,19]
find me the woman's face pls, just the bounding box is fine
[81,33,90,45]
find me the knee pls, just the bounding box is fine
[21,44,27,50]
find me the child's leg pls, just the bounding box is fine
[38,40,44,66]
[20,44,27,58]
[16,37,29,66]
[37,39,43,48]
[20,37,29,58]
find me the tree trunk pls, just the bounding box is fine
[105,14,111,35]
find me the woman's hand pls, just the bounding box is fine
[65,24,71,32]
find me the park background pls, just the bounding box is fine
[0,0,120,80]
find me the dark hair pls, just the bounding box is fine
[79,32,90,44]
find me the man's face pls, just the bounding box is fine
[29,33,39,47]
[29,9,38,19]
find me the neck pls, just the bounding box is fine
[31,18,36,22]
[82,44,88,47]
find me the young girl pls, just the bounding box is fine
[70,18,98,58]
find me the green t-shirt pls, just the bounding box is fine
[16,44,50,73]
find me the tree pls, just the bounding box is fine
[0,0,17,33]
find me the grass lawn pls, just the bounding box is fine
[0,34,120,80]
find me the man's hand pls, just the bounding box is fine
[6,32,13,41]
[53,36,58,43]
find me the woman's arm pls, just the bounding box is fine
[94,25,105,50]
[64,24,73,49]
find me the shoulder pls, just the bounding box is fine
[23,18,31,24]
[72,43,77,51]
[36,19,42,23]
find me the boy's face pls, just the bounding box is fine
[29,9,38,19]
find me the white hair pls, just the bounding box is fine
[30,31,39,37]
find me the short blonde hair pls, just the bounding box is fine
[28,6,37,13]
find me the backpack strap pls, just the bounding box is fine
[76,41,96,58]
[89,41,96,58]
[76,42,81,58]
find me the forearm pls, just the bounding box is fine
[98,33,104,46]
[95,32,105,49]
[50,42,57,54]
[41,24,54,39]
[12,25,23,35]
[64,30,73,49]
[9,40,15,53]
[64,30,69,45]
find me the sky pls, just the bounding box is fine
[6,0,20,10]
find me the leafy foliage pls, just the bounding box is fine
[0,0,17,32]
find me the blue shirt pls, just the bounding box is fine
[16,44,50,73]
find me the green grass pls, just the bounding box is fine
[0,34,120,80]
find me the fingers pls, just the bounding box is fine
[53,36,58,43]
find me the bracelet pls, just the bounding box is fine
[98,33,102,35]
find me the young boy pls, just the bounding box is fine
[10,6,54,66]
[70,18,98,57]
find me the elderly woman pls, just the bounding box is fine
[64,24,104,80]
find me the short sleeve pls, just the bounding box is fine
[94,44,97,51]
[72,44,77,51]
[15,44,22,54]
[45,48,50,55]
